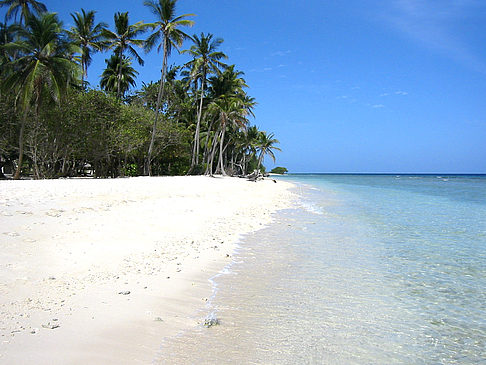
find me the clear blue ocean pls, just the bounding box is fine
[160,174,486,364]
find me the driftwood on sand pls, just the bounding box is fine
[240,170,277,183]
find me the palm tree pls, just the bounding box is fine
[240,124,259,175]
[2,12,79,179]
[103,12,147,99]
[206,95,250,176]
[0,0,46,24]
[256,131,281,172]
[0,21,19,76]
[143,0,194,176]
[183,33,227,171]
[67,9,107,87]
[100,54,138,97]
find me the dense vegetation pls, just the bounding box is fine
[0,0,281,179]
[270,167,288,174]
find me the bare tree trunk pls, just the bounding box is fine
[146,38,168,176]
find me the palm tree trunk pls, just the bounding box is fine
[190,76,205,171]
[116,52,123,99]
[145,37,168,176]
[13,109,28,180]
[207,130,219,176]
[242,153,247,175]
[219,126,226,176]
[202,119,214,169]
[257,152,264,172]
[81,56,86,88]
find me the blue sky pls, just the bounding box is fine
[3,0,486,173]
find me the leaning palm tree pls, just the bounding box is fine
[2,12,79,179]
[103,12,147,99]
[0,0,46,24]
[100,54,138,98]
[256,131,281,172]
[143,0,194,176]
[183,33,227,171]
[67,9,108,86]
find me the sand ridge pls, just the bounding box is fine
[0,176,294,364]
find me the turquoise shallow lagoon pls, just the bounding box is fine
[160,174,486,364]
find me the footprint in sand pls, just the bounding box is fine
[1,211,13,216]
[3,232,19,237]
[23,238,36,243]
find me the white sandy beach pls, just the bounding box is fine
[0,176,294,364]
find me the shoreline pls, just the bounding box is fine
[0,176,295,364]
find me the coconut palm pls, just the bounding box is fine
[2,12,79,179]
[143,0,194,176]
[0,0,46,24]
[208,65,247,99]
[256,131,281,172]
[240,124,259,175]
[103,12,147,99]
[206,95,251,176]
[0,21,19,75]
[183,33,227,171]
[100,54,138,98]
[67,9,107,86]
[202,66,252,174]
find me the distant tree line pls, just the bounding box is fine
[0,0,281,179]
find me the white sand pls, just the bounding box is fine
[0,176,294,364]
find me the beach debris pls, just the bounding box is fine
[203,317,220,328]
[45,209,64,217]
[154,317,164,322]
[30,328,39,334]
[118,290,131,295]
[42,322,60,330]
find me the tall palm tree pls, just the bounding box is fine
[2,12,79,179]
[240,124,259,175]
[208,65,247,99]
[256,131,281,172]
[207,95,250,176]
[100,54,138,97]
[103,12,147,99]
[203,65,252,174]
[143,0,194,176]
[0,0,46,24]
[67,9,107,86]
[183,33,227,171]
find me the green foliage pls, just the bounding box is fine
[100,54,138,97]
[0,1,283,179]
[270,166,288,174]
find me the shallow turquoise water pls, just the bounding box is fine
[160,174,486,364]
